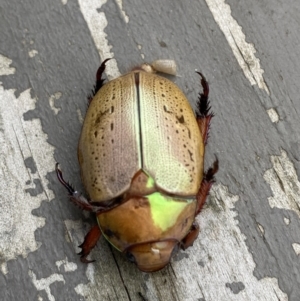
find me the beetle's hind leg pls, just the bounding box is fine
[195,72,214,144]
[78,225,102,263]
[196,158,218,215]
[181,159,218,250]
[88,58,111,103]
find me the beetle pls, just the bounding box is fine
[56,59,218,272]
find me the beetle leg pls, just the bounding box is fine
[196,158,219,216]
[195,72,214,144]
[181,222,200,250]
[55,163,99,212]
[78,225,102,263]
[88,58,111,103]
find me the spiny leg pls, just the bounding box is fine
[181,74,218,250]
[55,163,100,212]
[181,159,218,250]
[88,58,111,103]
[195,72,214,145]
[78,224,102,263]
[56,164,103,262]
[195,72,218,214]
[196,158,219,216]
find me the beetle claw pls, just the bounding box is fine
[88,58,111,104]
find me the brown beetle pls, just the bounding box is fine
[56,59,218,272]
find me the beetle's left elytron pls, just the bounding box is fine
[56,59,218,272]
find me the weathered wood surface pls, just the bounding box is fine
[1,0,300,300]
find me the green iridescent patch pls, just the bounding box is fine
[148,192,192,231]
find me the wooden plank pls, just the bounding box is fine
[1,0,299,300]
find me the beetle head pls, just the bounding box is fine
[125,239,179,272]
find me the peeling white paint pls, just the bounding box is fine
[78,0,120,79]
[115,0,129,23]
[264,150,300,217]
[28,49,38,58]
[167,184,287,301]
[257,223,265,236]
[0,54,15,76]
[267,108,279,123]
[77,108,84,124]
[292,243,300,256]
[29,270,65,301]
[205,0,270,94]
[0,83,56,273]
[56,257,77,272]
[49,92,62,115]
[137,44,145,59]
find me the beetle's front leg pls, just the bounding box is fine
[78,224,102,263]
[195,72,214,144]
[55,163,100,212]
[196,159,218,216]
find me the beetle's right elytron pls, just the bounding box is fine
[56,59,218,272]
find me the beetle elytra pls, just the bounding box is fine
[56,59,218,272]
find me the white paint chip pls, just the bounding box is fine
[264,150,300,217]
[283,217,290,225]
[78,0,120,79]
[28,49,38,58]
[0,83,56,273]
[115,0,129,23]
[49,92,62,115]
[267,108,279,123]
[56,257,77,272]
[77,108,84,124]
[0,54,16,75]
[29,270,65,301]
[257,223,265,236]
[292,243,300,256]
[205,0,270,94]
